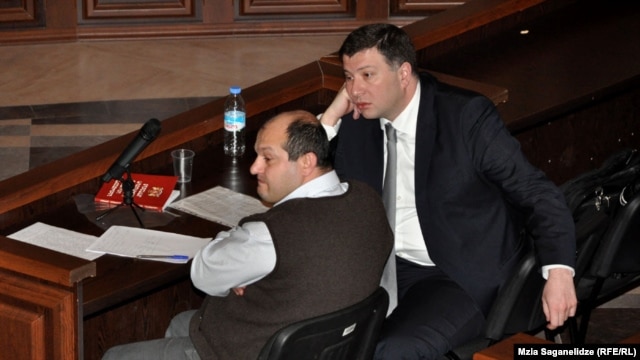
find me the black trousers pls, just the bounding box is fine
[374,257,486,360]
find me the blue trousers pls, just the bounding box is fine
[374,257,486,360]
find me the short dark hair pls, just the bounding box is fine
[281,111,332,169]
[339,23,418,75]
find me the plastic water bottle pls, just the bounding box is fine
[223,86,246,157]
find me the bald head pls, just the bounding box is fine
[262,110,332,169]
[250,110,332,204]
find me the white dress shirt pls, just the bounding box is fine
[322,86,434,266]
[379,85,435,266]
[190,171,349,296]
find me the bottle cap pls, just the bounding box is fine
[230,86,241,94]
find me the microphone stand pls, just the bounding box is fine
[96,168,145,228]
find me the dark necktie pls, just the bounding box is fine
[381,122,398,313]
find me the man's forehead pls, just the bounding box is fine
[257,124,287,149]
[343,49,385,70]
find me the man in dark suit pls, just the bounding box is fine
[319,23,578,359]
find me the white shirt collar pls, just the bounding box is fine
[275,170,346,206]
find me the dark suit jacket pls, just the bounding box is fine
[331,72,576,313]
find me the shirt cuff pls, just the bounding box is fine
[317,113,341,141]
[541,264,575,279]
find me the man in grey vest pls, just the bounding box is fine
[102,110,393,360]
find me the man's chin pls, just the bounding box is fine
[357,110,378,120]
[256,189,272,203]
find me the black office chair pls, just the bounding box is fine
[567,189,640,344]
[257,287,389,360]
[444,150,640,358]
[442,239,550,360]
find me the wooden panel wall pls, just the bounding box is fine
[79,0,200,24]
[413,0,640,186]
[240,0,351,15]
[392,0,462,15]
[0,0,466,44]
[515,86,640,185]
[0,0,44,26]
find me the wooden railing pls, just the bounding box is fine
[0,0,545,226]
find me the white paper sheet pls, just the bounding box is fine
[86,225,211,263]
[168,186,269,227]
[8,222,104,261]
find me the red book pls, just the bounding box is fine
[94,173,179,211]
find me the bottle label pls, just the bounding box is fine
[224,111,246,131]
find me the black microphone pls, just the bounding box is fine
[101,118,161,183]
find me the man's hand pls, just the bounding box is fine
[542,268,577,330]
[233,287,246,296]
[320,85,357,126]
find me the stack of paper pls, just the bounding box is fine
[169,186,269,227]
[86,226,211,264]
[7,187,268,263]
[9,222,103,261]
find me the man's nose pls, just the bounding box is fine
[249,159,261,175]
[349,78,364,98]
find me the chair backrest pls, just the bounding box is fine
[575,188,640,308]
[568,150,640,301]
[483,186,640,341]
[481,150,640,341]
[563,151,640,343]
[589,192,640,278]
[447,149,640,356]
[443,241,549,360]
[257,287,389,360]
[483,246,547,340]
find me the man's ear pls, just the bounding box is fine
[299,152,318,175]
[399,62,412,86]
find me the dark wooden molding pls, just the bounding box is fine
[392,0,461,15]
[0,0,431,44]
[0,236,96,286]
[79,0,200,24]
[240,0,350,15]
[0,0,44,28]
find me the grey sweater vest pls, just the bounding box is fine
[190,181,393,360]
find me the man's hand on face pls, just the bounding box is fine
[320,85,358,126]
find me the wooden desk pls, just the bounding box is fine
[44,143,259,359]
[0,237,96,360]
[473,333,553,360]
[620,331,640,344]
[476,331,640,360]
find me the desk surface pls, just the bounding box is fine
[2,135,261,318]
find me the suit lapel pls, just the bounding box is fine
[414,73,438,209]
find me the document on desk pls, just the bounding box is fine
[8,222,104,261]
[86,225,211,264]
[168,186,269,227]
